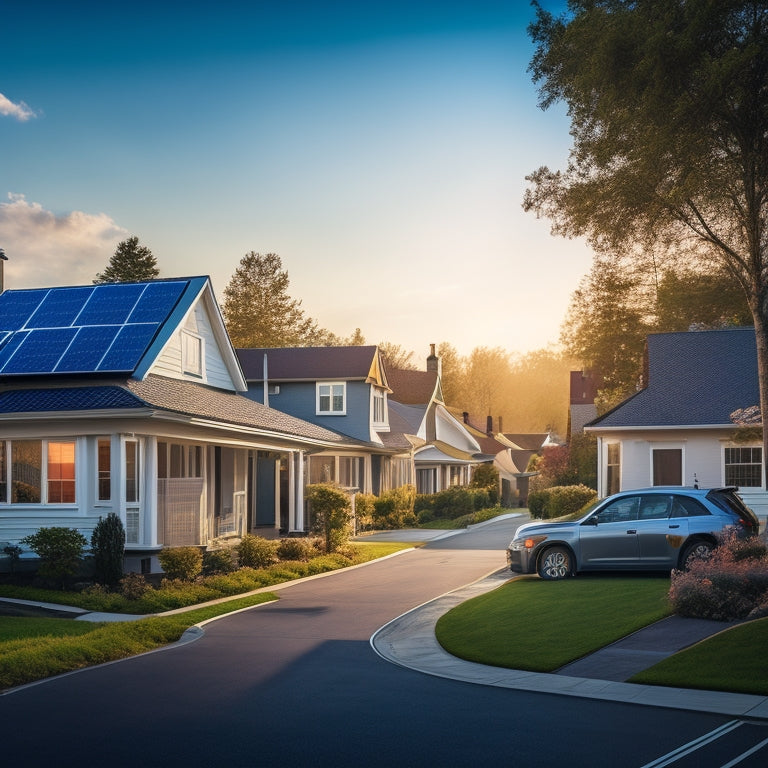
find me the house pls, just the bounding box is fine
[0,277,366,573]
[236,345,414,495]
[386,347,491,494]
[585,327,768,522]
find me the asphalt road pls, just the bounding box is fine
[1,518,766,767]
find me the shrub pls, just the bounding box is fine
[371,484,416,529]
[354,493,376,532]
[469,464,500,504]
[432,487,474,519]
[307,483,352,552]
[527,485,597,519]
[277,537,316,561]
[158,546,203,581]
[237,534,279,568]
[414,494,435,515]
[669,530,768,621]
[120,572,151,600]
[91,513,126,587]
[202,548,237,575]
[21,526,88,588]
[417,508,435,524]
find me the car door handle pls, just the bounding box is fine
[669,524,680,529]
[626,529,636,534]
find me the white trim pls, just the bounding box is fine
[316,381,346,415]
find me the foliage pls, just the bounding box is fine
[157,546,203,581]
[354,493,376,532]
[378,342,417,370]
[222,252,332,348]
[469,464,500,505]
[90,513,125,587]
[202,548,237,576]
[669,531,768,621]
[371,484,416,529]
[567,433,597,490]
[528,485,598,520]
[276,537,319,562]
[20,527,88,587]
[236,534,279,568]
[525,0,768,483]
[119,573,151,600]
[93,236,159,284]
[307,483,352,552]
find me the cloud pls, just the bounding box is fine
[0,194,129,288]
[0,93,38,121]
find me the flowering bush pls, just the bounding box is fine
[669,529,768,621]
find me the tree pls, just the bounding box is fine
[525,1,768,483]
[222,252,328,347]
[378,342,417,370]
[94,236,159,283]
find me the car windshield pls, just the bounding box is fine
[706,489,760,526]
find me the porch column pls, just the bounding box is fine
[145,437,158,547]
[291,450,305,532]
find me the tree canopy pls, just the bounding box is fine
[93,236,159,284]
[222,252,334,348]
[525,1,768,479]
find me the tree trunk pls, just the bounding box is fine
[752,311,768,489]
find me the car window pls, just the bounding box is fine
[593,496,639,524]
[637,495,670,520]
[670,495,709,518]
[707,489,760,526]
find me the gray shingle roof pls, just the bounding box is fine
[237,346,379,381]
[588,327,759,429]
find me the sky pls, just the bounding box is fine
[0,1,591,364]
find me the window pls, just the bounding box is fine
[338,457,363,489]
[181,330,203,377]
[48,442,75,503]
[0,440,75,504]
[725,446,762,488]
[157,442,203,479]
[372,389,386,424]
[653,448,682,486]
[309,456,335,484]
[97,439,111,501]
[317,382,345,414]
[125,440,139,503]
[605,443,620,495]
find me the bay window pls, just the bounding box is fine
[0,439,76,504]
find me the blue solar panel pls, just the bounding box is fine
[0,278,193,376]
[97,323,160,372]
[77,283,145,326]
[55,326,121,373]
[27,286,95,328]
[0,328,78,374]
[0,290,49,330]
[127,281,187,324]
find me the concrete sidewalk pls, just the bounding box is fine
[370,568,768,721]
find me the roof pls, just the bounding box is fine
[500,433,550,450]
[237,346,387,387]
[0,375,363,448]
[387,400,427,433]
[0,277,210,378]
[386,368,439,405]
[587,327,759,429]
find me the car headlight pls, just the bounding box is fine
[511,534,548,551]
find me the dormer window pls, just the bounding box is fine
[182,330,203,378]
[317,382,345,414]
[372,388,386,425]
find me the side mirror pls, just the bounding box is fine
[582,515,598,526]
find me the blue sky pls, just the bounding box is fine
[0,1,589,361]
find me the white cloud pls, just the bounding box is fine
[0,194,129,288]
[0,93,38,121]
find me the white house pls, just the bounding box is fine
[585,327,768,524]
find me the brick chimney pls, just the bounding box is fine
[486,415,493,437]
[426,343,438,373]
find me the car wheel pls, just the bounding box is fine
[681,540,714,569]
[537,546,573,580]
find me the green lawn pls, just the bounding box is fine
[436,575,672,671]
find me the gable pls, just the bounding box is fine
[588,327,759,429]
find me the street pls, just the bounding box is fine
[1,517,766,767]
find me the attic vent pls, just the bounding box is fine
[268,385,280,395]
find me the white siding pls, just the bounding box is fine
[150,300,236,390]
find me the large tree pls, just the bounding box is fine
[524,1,768,483]
[94,236,159,284]
[222,252,328,347]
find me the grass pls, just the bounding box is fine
[631,617,768,695]
[435,575,672,671]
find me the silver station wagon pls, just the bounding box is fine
[507,486,760,580]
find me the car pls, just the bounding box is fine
[507,486,760,580]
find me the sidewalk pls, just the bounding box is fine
[370,568,768,720]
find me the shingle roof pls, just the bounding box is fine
[387,368,438,405]
[501,433,550,450]
[237,346,379,381]
[588,327,759,429]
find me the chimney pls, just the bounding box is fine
[498,415,503,434]
[486,415,493,437]
[426,343,438,373]
[463,411,469,424]
[0,248,6,293]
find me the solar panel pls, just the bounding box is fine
[0,278,193,376]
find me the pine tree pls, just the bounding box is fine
[94,236,159,284]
